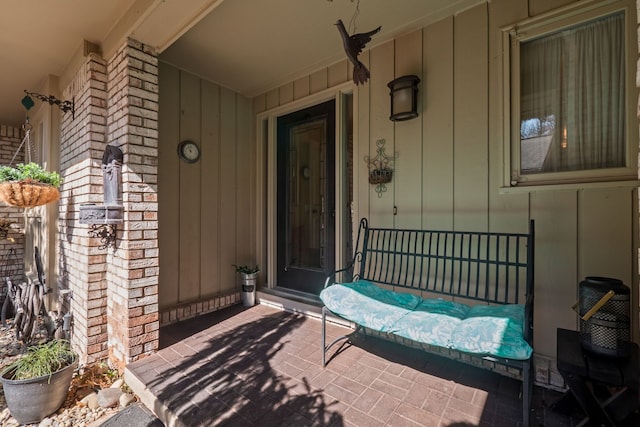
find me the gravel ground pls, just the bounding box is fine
[0,320,138,427]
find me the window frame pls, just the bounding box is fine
[501,0,638,188]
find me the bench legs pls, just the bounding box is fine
[321,307,532,426]
[321,306,327,367]
[522,358,532,427]
[321,306,361,367]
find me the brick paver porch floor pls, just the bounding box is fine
[125,304,583,427]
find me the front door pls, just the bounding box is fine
[276,100,335,295]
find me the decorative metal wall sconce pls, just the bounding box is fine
[364,138,395,197]
[388,75,420,121]
[79,146,123,250]
[22,90,75,119]
[87,223,118,250]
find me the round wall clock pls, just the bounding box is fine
[177,140,200,163]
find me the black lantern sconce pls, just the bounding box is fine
[388,75,420,121]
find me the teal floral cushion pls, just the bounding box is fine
[321,281,532,360]
[450,304,532,360]
[418,298,471,319]
[319,280,421,332]
[391,299,471,347]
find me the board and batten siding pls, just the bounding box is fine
[253,0,639,364]
[158,62,255,312]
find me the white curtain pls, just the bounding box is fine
[520,12,624,173]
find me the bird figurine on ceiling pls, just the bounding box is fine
[335,19,381,85]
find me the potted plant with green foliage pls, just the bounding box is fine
[233,264,259,307]
[0,339,78,424]
[0,162,62,208]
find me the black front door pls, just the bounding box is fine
[276,100,335,295]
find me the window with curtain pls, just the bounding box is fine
[505,1,637,187]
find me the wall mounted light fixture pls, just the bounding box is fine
[388,75,420,121]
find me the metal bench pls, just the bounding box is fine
[321,218,535,426]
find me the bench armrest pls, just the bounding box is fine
[524,293,534,345]
[323,260,357,289]
[323,266,352,289]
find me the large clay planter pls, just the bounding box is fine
[0,360,77,424]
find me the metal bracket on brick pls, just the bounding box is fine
[88,224,118,250]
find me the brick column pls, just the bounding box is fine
[60,53,109,365]
[106,39,159,370]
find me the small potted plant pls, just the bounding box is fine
[233,264,259,307]
[0,162,62,208]
[0,339,78,424]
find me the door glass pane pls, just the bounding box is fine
[288,119,326,270]
[277,99,335,294]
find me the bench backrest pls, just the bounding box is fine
[353,218,535,305]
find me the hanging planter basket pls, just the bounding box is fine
[0,180,60,208]
[0,126,62,209]
[0,163,62,209]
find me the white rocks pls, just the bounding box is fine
[81,392,100,410]
[0,407,19,427]
[119,393,135,408]
[110,378,124,389]
[97,388,124,408]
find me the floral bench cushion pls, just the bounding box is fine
[318,280,420,332]
[320,280,532,360]
[390,298,470,348]
[449,304,532,360]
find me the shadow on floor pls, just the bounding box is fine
[128,305,638,426]
[159,305,247,349]
[137,307,344,426]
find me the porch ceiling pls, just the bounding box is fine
[159,0,483,97]
[0,0,138,126]
[1,0,482,127]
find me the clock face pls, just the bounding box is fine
[178,140,200,163]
